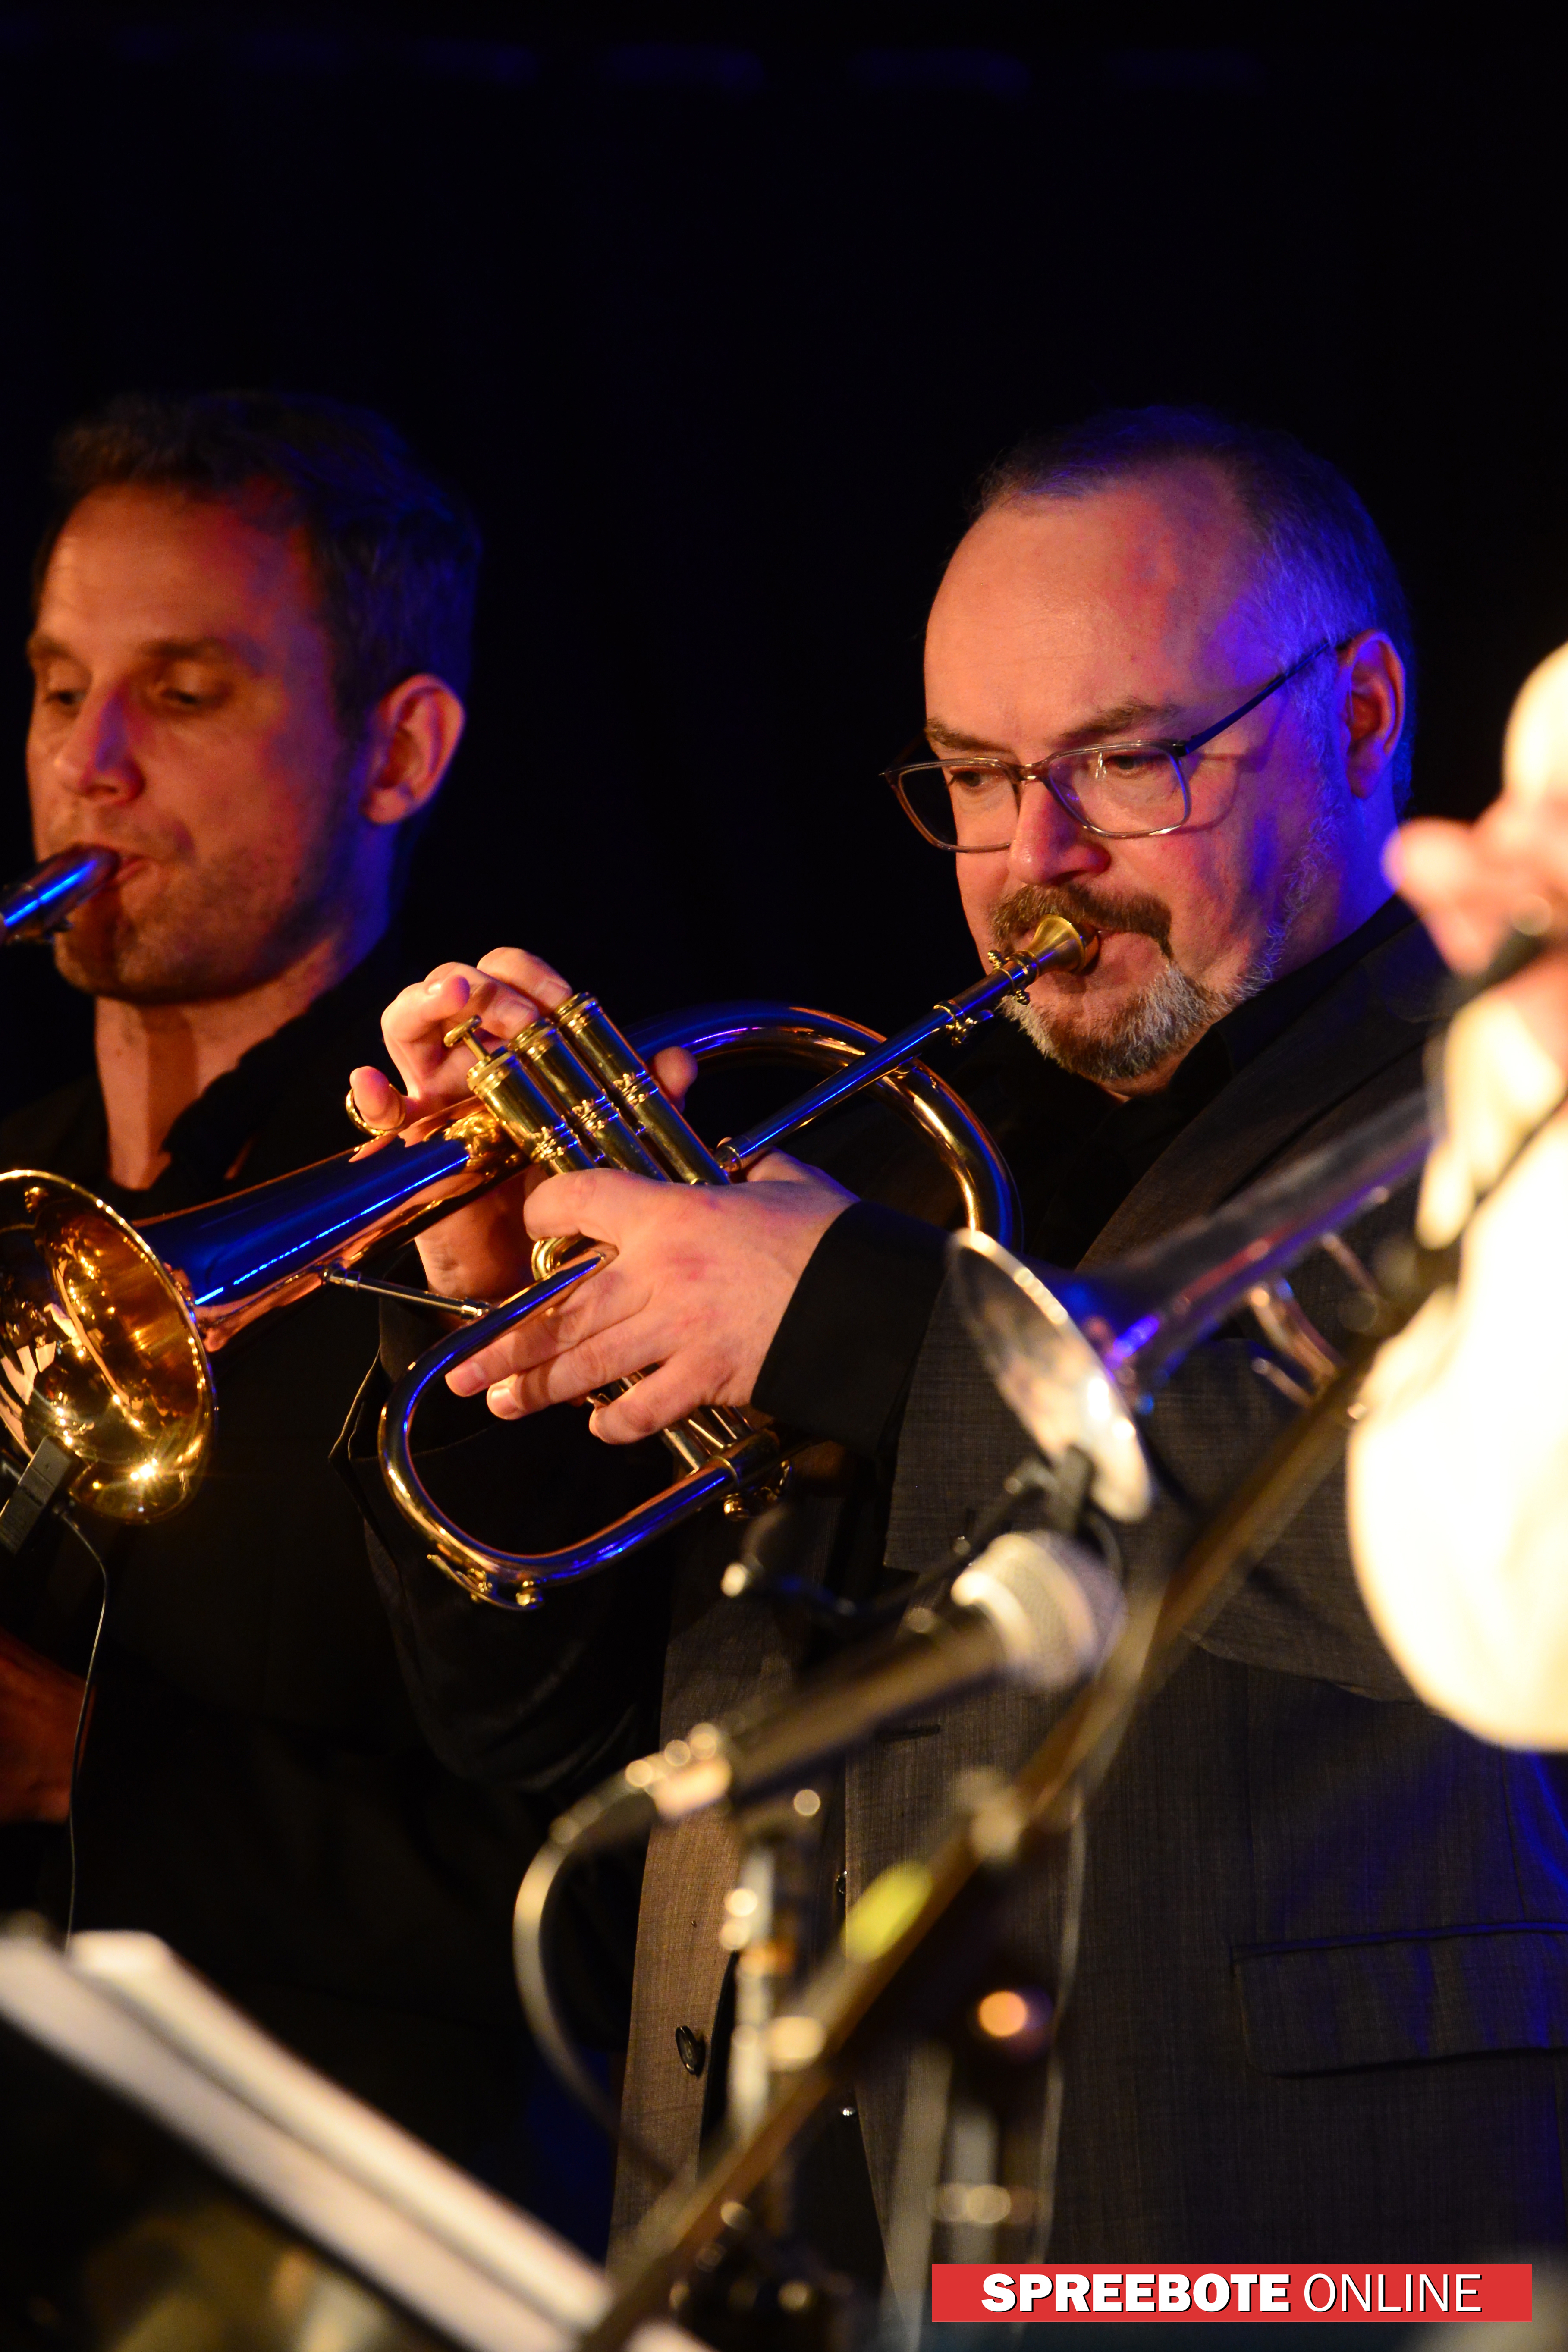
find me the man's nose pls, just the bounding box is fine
[53,688,141,803]
[1007,777,1110,888]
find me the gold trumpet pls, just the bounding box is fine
[0,915,1093,1545]
[382,1046,1433,1609]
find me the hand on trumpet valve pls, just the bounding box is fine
[351,948,700,1311]
[444,1154,855,1437]
[352,948,573,1131]
[1390,807,1568,1077]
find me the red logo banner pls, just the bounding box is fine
[930,2264,1533,2323]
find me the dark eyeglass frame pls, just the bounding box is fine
[884,639,1339,851]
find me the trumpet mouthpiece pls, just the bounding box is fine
[1025,914,1098,975]
[0,845,120,946]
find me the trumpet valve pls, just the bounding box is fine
[443,1013,496,1063]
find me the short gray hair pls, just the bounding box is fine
[978,405,1416,810]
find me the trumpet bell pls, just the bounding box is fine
[950,1087,1435,1526]
[0,1172,212,1521]
[0,1103,534,1523]
[949,1232,1154,1521]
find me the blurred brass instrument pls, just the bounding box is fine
[0,913,1092,1548]
[948,1087,1433,1522]
[0,845,119,947]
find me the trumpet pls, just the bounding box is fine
[949,1086,1434,1522]
[378,915,1100,1603]
[0,914,1092,1538]
[0,845,119,946]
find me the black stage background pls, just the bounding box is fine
[0,8,1562,1109]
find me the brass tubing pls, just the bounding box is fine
[716,913,1093,1172]
[379,1256,789,1606]
[459,1038,597,1177]
[0,846,120,945]
[378,983,1041,1598]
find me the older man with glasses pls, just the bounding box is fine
[352,407,1568,2267]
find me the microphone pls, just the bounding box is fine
[635,1529,1125,1825]
[0,847,119,947]
[512,1532,1123,2115]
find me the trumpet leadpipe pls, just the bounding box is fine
[0,846,119,945]
[715,912,1093,1172]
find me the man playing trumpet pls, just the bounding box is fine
[355,408,1568,2260]
[0,392,597,2212]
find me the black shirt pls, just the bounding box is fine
[0,940,573,2185]
[753,896,1419,1458]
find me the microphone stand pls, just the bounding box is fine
[578,1327,1394,2352]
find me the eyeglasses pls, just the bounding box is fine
[885,641,1336,852]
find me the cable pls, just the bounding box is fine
[512,1776,674,2186]
[60,1514,110,1944]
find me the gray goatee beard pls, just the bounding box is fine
[995,811,1340,1087]
[1003,950,1238,1086]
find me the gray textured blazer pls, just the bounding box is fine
[614,919,1568,2261]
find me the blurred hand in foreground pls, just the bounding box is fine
[1351,637,1568,1745]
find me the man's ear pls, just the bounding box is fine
[359,674,466,825]
[1340,630,1405,802]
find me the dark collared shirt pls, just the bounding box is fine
[753,896,1418,1458]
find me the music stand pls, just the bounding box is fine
[0,1922,696,2352]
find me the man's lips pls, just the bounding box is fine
[1015,923,1160,981]
[88,851,149,886]
[55,849,152,906]
[1013,919,1127,951]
